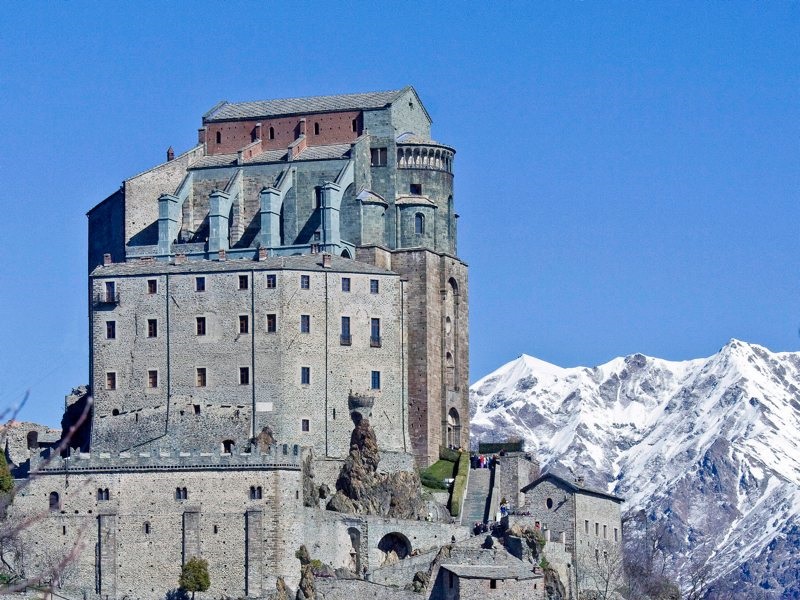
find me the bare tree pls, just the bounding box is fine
[577,543,627,600]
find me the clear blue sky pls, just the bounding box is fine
[1,3,798,426]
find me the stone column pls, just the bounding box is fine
[245,509,263,597]
[257,187,282,249]
[158,193,180,256]
[208,190,232,254]
[182,510,201,562]
[321,182,342,252]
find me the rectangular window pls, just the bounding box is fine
[267,313,277,333]
[341,277,351,292]
[371,370,381,390]
[370,147,387,166]
[195,276,206,292]
[603,524,607,539]
[239,367,250,385]
[301,366,310,385]
[196,368,207,387]
[370,318,381,347]
[595,522,599,537]
[238,274,249,290]
[300,314,310,333]
[147,279,157,294]
[239,315,249,334]
[614,527,619,542]
[301,419,310,432]
[196,316,206,336]
[105,372,117,390]
[147,370,158,388]
[266,274,276,288]
[410,183,422,195]
[105,281,116,302]
[585,520,589,534]
[106,321,116,339]
[370,279,379,294]
[490,580,497,590]
[147,319,158,338]
[340,316,351,345]
[300,274,310,289]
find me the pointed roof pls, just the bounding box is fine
[204,86,424,122]
[520,472,624,503]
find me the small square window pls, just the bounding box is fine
[370,279,379,294]
[301,366,310,385]
[371,370,381,390]
[196,368,207,387]
[105,372,117,390]
[239,367,250,385]
[300,275,310,289]
[267,314,277,333]
[147,319,158,338]
[300,315,310,333]
[313,231,321,241]
[301,419,310,432]
[410,183,422,195]
[195,277,206,292]
[342,277,351,292]
[106,321,116,340]
[266,274,276,288]
[147,370,158,388]
[490,580,497,590]
[147,279,157,294]
[239,315,249,334]
[196,316,206,336]
[238,274,249,290]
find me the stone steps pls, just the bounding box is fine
[462,467,491,524]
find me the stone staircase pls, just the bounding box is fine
[461,467,492,524]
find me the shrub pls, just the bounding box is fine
[448,451,469,517]
[179,557,210,599]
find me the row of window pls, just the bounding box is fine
[103,275,380,299]
[105,367,383,390]
[106,315,382,341]
[583,519,619,542]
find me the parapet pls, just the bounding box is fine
[30,443,302,474]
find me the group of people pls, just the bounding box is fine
[470,453,496,469]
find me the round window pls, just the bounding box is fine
[546,497,553,509]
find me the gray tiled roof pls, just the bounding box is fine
[520,472,624,502]
[205,88,408,122]
[92,254,397,278]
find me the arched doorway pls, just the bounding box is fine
[447,408,461,449]
[377,532,411,567]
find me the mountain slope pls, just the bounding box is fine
[470,340,800,598]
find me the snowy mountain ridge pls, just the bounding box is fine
[470,339,800,597]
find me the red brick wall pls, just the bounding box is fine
[206,111,363,156]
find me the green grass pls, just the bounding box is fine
[421,459,456,491]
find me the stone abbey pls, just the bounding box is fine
[4,88,622,600]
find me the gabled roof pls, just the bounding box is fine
[520,472,624,503]
[204,87,418,122]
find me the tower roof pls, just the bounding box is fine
[204,86,421,122]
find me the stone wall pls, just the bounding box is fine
[90,257,408,458]
[495,453,539,509]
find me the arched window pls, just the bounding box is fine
[250,486,263,500]
[269,126,275,140]
[97,488,110,501]
[27,431,38,450]
[340,249,351,259]
[175,487,188,501]
[222,440,234,454]
[415,213,425,235]
[215,130,222,144]
[49,491,60,511]
[314,122,320,135]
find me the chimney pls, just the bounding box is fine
[175,253,187,265]
[322,253,332,269]
[198,127,206,144]
[254,122,262,140]
[258,247,267,261]
[218,249,226,261]
[298,118,307,137]
[237,150,243,165]
[166,146,175,161]
[103,253,112,266]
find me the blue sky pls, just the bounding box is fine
[1,2,798,426]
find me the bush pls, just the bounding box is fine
[179,557,210,599]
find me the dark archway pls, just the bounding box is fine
[377,532,411,567]
[341,248,351,259]
[447,408,461,449]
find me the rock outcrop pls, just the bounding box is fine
[295,545,316,600]
[326,416,425,519]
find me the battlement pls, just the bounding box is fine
[30,443,303,474]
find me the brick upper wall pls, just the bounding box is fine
[205,111,363,155]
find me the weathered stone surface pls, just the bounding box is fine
[326,418,425,519]
[295,545,316,600]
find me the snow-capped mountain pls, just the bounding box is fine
[470,340,800,598]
